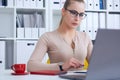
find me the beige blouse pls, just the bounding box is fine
[27,30,93,72]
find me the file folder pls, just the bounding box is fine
[31,12,39,38]
[87,0,93,10]
[93,0,99,10]
[23,0,30,7]
[24,28,32,38]
[0,41,5,70]
[52,0,60,9]
[7,0,14,7]
[99,13,106,29]
[16,0,23,8]
[113,14,120,29]
[39,27,46,37]
[86,12,93,40]
[107,0,113,10]
[23,14,32,38]
[99,0,103,9]
[36,13,44,29]
[31,28,38,38]
[36,0,43,8]
[113,0,120,10]
[30,0,37,8]
[107,14,114,29]
[17,28,24,38]
[16,14,24,38]
[93,13,98,40]
[80,26,87,33]
[2,0,7,6]
[80,17,87,32]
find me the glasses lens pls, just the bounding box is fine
[69,10,78,17]
[79,13,87,18]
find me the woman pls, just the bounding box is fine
[27,0,93,71]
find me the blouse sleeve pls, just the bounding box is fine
[86,33,93,63]
[27,34,59,72]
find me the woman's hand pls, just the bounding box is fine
[62,57,84,71]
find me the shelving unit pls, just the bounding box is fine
[0,0,49,69]
[0,0,120,69]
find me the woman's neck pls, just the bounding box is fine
[58,25,76,35]
[57,25,77,40]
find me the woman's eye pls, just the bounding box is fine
[79,13,84,16]
[79,13,84,17]
[70,10,78,15]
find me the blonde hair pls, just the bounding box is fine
[59,0,85,25]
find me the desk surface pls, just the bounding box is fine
[0,70,67,80]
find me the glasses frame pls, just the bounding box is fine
[66,8,87,19]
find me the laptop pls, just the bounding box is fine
[59,29,120,80]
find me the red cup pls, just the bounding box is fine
[11,64,26,73]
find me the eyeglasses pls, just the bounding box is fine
[66,9,87,19]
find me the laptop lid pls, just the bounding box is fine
[59,29,120,80]
[85,29,120,80]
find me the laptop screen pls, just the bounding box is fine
[85,29,120,80]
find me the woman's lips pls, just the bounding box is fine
[72,23,78,26]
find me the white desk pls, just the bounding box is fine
[0,70,67,80]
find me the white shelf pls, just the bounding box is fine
[16,38,38,40]
[0,6,14,9]
[16,7,46,12]
[0,38,15,40]
[108,10,120,13]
